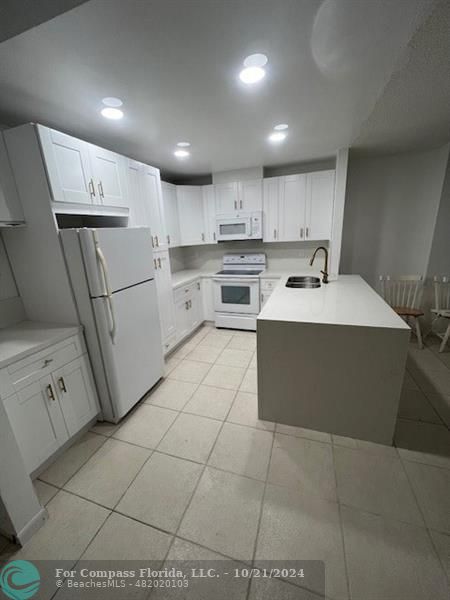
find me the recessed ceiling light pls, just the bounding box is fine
[174,149,190,158]
[243,53,268,68]
[176,142,191,147]
[102,97,123,108]
[274,123,289,131]
[101,107,124,120]
[268,131,287,143]
[239,53,268,84]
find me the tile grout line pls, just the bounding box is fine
[245,427,276,600]
[330,441,352,600]
[397,450,450,588]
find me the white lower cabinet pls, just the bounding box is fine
[174,279,204,344]
[1,334,99,475]
[201,277,215,321]
[153,250,177,354]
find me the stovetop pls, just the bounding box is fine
[215,269,263,276]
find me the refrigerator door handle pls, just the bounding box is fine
[93,230,117,343]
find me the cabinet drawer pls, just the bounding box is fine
[173,280,197,304]
[7,336,83,392]
[261,278,280,292]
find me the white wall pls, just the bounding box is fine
[212,167,263,184]
[0,235,25,327]
[341,145,449,288]
[172,240,326,274]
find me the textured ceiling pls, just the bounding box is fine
[0,0,445,179]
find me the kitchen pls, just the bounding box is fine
[0,1,449,599]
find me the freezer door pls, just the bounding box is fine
[92,279,163,420]
[80,227,155,297]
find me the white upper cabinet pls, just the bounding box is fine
[263,177,280,242]
[87,144,128,207]
[126,159,146,227]
[141,164,167,251]
[177,185,206,246]
[38,126,128,209]
[214,180,262,214]
[202,185,217,244]
[306,170,335,240]
[263,171,335,243]
[279,174,307,242]
[0,133,24,224]
[38,126,94,205]
[238,179,262,212]
[161,181,181,248]
[215,182,239,214]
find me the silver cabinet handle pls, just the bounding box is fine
[300,227,304,239]
[197,282,200,290]
[42,358,53,369]
[46,384,56,402]
[273,229,277,240]
[189,300,192,308]
[98,181,105,200]
[213,232,216,241]
[155,235,159,247]
[306,227,309,238]
[151,236,155,248]
[167,235,170,245]
[153,259,157,269]
[201,233,205,242]
[89,178,96,198]
[240,200,243,209]
[58,377,67,393]
[234,200,237,210]
[158,257,161,269]
[185,301,189,310]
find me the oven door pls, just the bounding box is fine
[216,217,251,241]
[213,277,260,314]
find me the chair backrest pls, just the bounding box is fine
[433,276,450,311]
[379,275,423,309]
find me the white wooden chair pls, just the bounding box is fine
[379,275,424,349]
[431,276,450,352]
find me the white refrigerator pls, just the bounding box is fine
[60,227,163,422]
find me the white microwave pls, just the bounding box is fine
[216,212,262,241]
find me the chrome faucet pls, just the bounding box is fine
[310,246,329,284]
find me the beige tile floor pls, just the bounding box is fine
[1,325,449,600]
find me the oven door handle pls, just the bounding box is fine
[213,277,259,284]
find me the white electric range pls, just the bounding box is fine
[213,253,266,331]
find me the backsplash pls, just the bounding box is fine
[169,241,328,273]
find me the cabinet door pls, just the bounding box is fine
[238,179,262,212]
[177,186,206,246]
[38,126,94,204]
[215,182,239,214]
[3,376,68,474]
[279,174,307,242]
[161,182,181,247]
[202,185,217,244]
[190,280,203,330]
[175,297,190,342]
[0,133,24,223]
[306,170,335,240]
[201,277,215,321]
[126,159,146,227]
[263,177,280,242]
[52,356,99,437]
[88,144,128,207]
[154,251,177,351]
[142,165,167,250]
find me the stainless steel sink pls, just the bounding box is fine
[285,276,321,289]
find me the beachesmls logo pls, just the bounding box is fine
[0,560,40,600]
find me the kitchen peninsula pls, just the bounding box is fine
[257,275,410,444]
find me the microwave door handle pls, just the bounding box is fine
[93,230,117,343]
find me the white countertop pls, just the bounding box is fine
[0,321,81,369]
[171,269,215,289]
[258,274,409,329]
